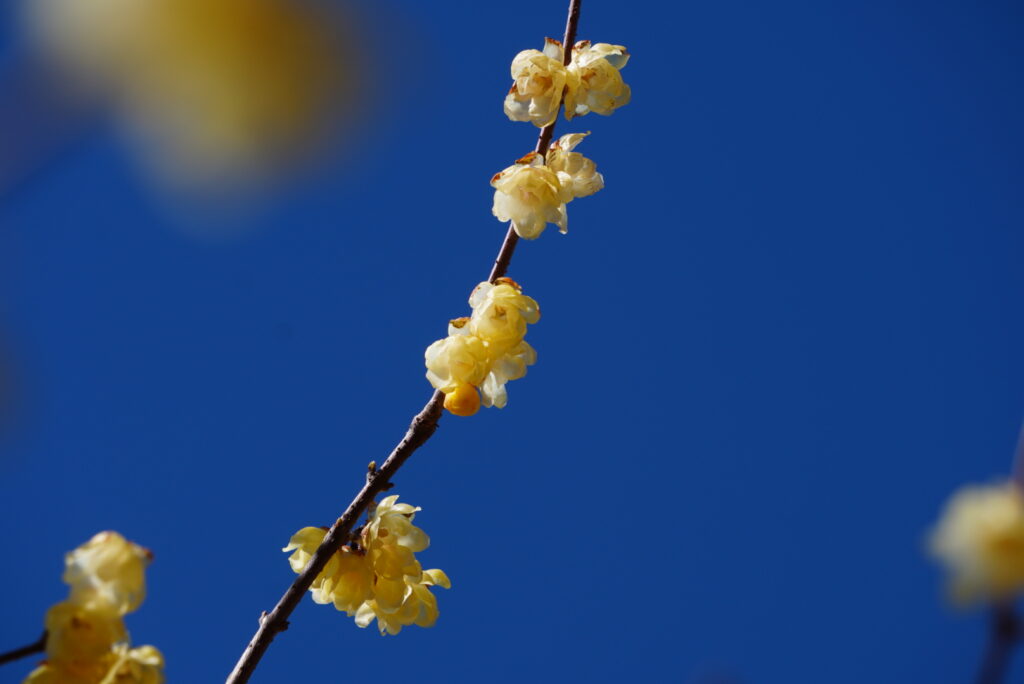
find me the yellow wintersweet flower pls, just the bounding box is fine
[491,152,572,239]
[354,569,451,636]
[99,644,166,684]
[425,280,539,414]
[491,132,603,240]
[24,533,162,684]
[930,482,1024,604]
[546,133,605,199]
[565,41,631,119]
[23,664,102,684]
[283,527,373,615]
[362,495,431,614]
[425,324,491,395]
[480,340,537,409]
[468,280,540,352]
[364,495,430,553]
[64,531,150,615]
[443,383,481,417]
[44,602,127,669]
[288,495,449,635]
[503,38,576,127]
[24,0,353,189]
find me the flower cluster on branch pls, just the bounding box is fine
[504,38,630,126]
[285,495,450,635]
[425,278,539,416]
[492,132,604,239]
[24,532,164,684]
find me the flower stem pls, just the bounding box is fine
[0,632,46,667]
[224,2,583,682]
[976,602,1019,684]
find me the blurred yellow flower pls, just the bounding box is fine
[43,602,126,675]
[23,0,355,189]
[930,482,1024,604]
[64,531,150,615]
[100,644,166,684]
[24,533,163,684]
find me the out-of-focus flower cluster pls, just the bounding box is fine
[22,0,356,190]
[930,482,1024,606]
[492,132,604,239]
[425,279,539,416]
[504,38,630,127]
[24,532,164,684]
[285,495,450,636]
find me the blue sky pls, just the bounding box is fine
[1,1,1023,682]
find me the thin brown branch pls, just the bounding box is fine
[0,632,46,667]
[976,602,1020,684]
[226,2,582,682]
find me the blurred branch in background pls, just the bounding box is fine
[977,602,1019,684]
[3,0,367,202]
[0,632,45,667]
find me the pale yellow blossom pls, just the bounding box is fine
[101,644,166,684]
[24,534,161,684]
[354,569,451,635]
[64,532,150,616]
[546,133,605,199]
[288,495,449,635]
[503,38,575,127]
[43,602,127,674]
[426,280,539,414]
[468,280,541,352]
[364,495,430,553]
[565,41,631,119]
[481,340,537,409]
[492,133,602,239]
[930,482,1024,604]
[283,527,373,615]
[491,152,572,239]
[23,664,102,684]
[425,328,490,394]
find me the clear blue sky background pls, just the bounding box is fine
[1,1,1023,682]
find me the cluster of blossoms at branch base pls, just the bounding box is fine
[285,495,450,635]
[930,481,1024,606]
[24,532,164,684]
[424,278,539,416]
[492,133,604,239]
[504,38,630,127]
